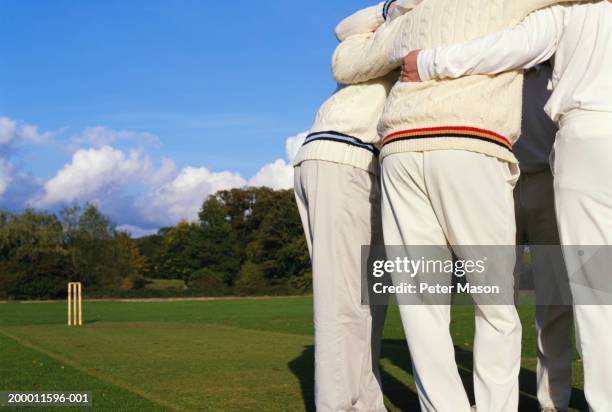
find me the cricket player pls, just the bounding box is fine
[329,0,587,411]
[516,64,573,412]
[293,2,421,410]
[401,2,612,409]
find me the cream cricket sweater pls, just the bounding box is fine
[294,1,420,175]
[417,2,612,124]
[331,0,582,164]
[293,75,396,175]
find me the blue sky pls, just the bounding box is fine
[0,0,369,235]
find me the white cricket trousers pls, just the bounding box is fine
[294,160,387,412]
[552,111,612,412]
[514,170,573,411]
[381,150,522,412]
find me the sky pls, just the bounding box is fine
[0,0,367,236]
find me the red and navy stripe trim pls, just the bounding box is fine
[382,126,513,151]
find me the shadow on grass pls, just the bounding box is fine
[288,340,588,412]
[288,345,315,411]
[287,342,421,412]
[84,319,101,325]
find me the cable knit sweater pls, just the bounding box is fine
[293,75,397,175]
[331,0,583,163]
[294,1,421,175]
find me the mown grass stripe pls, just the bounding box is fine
[0,328,180,412]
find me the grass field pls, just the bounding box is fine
[0,297,588,411]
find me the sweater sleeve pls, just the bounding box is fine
[332,14,406,85]
[335,3,386,42]
[418,6,566,81]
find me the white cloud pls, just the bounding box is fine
[34,145,161,207]
[0,117,16,145]
[143,166,246,225]
[4,122,310,233]
[18,124,58,144]
[0,116,59,145]
[71,126,161,149]
[285,131,307,162]
[249,159,293,190]
[0,158,13,197]
[148,157,177,186]
[30,143,247,227]
[0,118,17,197]
[0,116,60,204]
[248,132,306,190]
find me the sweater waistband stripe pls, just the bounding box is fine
[304,131,379,156]
[383,127,513,151]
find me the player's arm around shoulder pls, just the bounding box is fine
[400,6,566,83]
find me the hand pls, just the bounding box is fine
[400,50,422,82]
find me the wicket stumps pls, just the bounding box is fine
[67,282,83,326]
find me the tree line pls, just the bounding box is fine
[0,187,311,300]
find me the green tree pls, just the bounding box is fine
[62,205,114,287]
[212,187,284,259]
[198,196,241,285]
[0,209,72,299]
[136,232,166,279]
[61,204,145,292]
[186,268,227,295]
[244,190,310,283]
[0,186,312,299]
[234,261,267,295]
[113,231,148,289]
[158,221,204,281]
